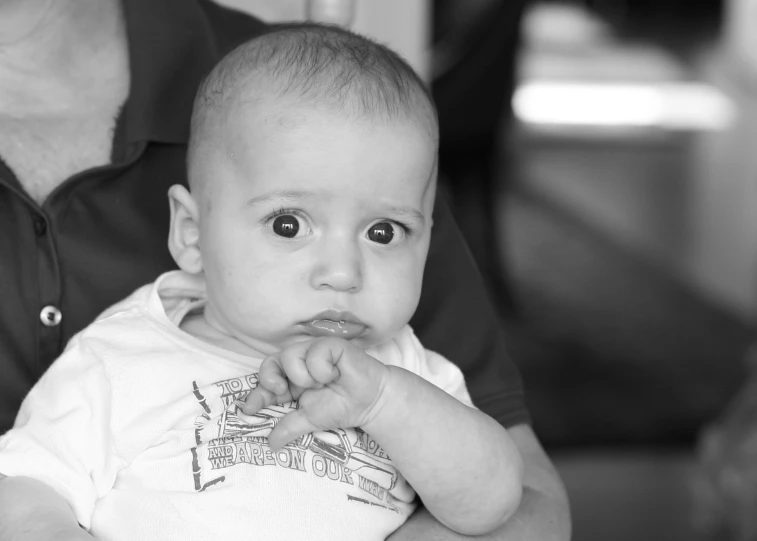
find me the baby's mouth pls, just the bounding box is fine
[299,310,367,339]
[300,319,366,339]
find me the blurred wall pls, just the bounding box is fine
[517,3,757,321]
[687,75,757,322]
[686,0,757,320]
[213,0,431,79]
[726,0,757,72]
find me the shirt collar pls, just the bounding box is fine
[149,270,208,327]
[119,0,225,145]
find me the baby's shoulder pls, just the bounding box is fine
[67,281,167,358]
[92,281,156,323]
[367,325,426,370]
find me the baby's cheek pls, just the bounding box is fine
[247,284,296,320]
[386,280,421,324]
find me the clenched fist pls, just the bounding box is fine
[241,337,390,450]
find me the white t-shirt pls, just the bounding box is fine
[0,271,472,541]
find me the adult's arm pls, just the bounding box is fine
[409,193,529,427]
[388,425,571,541]
[406,194,570,538]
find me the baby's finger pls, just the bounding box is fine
[241,356,293,414]
[241,386,286,415]
[258,354,289,395]
[305,339,345,385]
[281,341,321,389]
[267,409,318,451]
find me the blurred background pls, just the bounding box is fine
[218,1,757,539]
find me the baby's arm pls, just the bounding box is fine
[361,361,523,534]
[0,474,94,540]
[0,337,117,539]
[243,337,523,535]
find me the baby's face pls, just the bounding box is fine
[196,101,437,355]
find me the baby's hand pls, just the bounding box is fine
[241,337,389,450]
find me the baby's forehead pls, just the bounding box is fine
[208,105,434,184]
[226,99,437,155]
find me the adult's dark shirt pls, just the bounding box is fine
[0,0,529,434]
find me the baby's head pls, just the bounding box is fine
[168,23,439,355]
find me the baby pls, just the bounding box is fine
[0,23,523,541]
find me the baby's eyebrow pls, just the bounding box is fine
[246,189,424,222]
[388,206,425,223]
[245,189,316,207]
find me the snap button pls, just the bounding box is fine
[33,216,47,236]
[40,305,62,327]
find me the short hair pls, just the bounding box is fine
[188,23,438,190]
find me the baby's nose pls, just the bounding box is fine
[310,238,363,292]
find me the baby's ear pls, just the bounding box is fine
[167,185,203,274]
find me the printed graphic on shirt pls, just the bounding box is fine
[190,373,412,512]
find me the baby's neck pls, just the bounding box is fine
[179,311,267,359]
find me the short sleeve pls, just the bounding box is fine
[378,326,474,408]
[417,348,475,408]
[0,337,120,529]
[409,196,531,428]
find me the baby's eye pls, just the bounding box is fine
[271,214,302,238]
[367,222,396,245]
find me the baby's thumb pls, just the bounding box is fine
[240,386,286,415]
[241,354,296,415]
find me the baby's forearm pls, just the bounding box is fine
[0,474,92,541]
[361,367,523,536]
